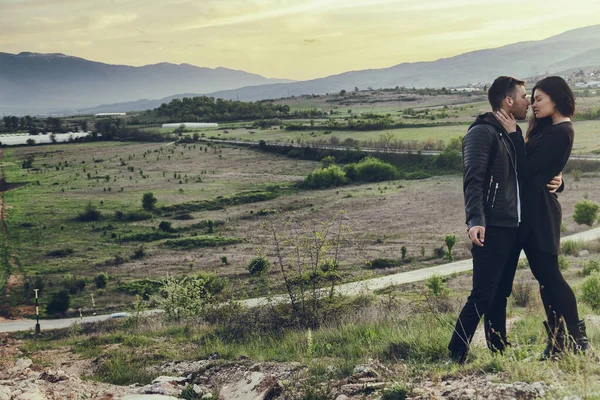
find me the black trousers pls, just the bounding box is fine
[448,226,520,353]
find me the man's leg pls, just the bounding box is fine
[448,227,517,360]
[484,242,522,353]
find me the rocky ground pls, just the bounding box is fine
[1,332,582,400]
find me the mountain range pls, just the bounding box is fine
[2,24,600,115]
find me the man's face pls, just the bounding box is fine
[508,85,530,120]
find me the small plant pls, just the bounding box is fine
[512,279,533,307]
[580,271,600,310]
[425,274,449,297]
[573,199,600,226]
[444,235,457,261]
[572,169,582,182]
[562,239,583,256]
[77,201,102,222]
[401,246,407,260]
[220,255,229,265]
[582,259,600,276]
[558,255,569,271]
[248,256,270,276]
[132,246,146,259]
[380,383,412,400]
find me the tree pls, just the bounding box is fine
[248,256,270,276]
[401,246,407,260]
[142,192,157,211]
[46,290,71,316]
[573,199,600,226]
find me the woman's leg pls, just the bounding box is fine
[523,245,579,326]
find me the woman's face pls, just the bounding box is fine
[531,89,556,119]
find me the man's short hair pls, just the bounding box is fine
[488,76,526,111]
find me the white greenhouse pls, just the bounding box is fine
[162,122,218,129]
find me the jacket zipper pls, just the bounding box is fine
[492,183,499,207]
[486,175,494,202]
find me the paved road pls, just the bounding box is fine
[3,227,600,333]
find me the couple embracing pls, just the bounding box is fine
[448,75,590,363]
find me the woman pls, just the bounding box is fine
[495,76,590,358]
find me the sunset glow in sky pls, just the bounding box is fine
[2,0,600,80]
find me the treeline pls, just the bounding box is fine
[284,118,465,132]
[149,96,326,122]
[1,116,85,134]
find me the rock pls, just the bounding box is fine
[201,394,213,399]
[219,372,281,400]
[8,358,33,375]
[579,250,590,257]
[0,386,12,400]
[151,376,190,385]
[14,388,47,400]
[335,395,350,400]
[249,363,261,372]
[341,382,387,395]
[136,381,182,397]
[352,365,379,378]
[38,370,69,383]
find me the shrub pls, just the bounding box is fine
[512,280,533,307]
[572,169,582,182]
[220,255,229,265]
[123,210,153,222]
[142,192,157,211]
[380,383,412,400]
[120,231,179,242]
[173,213,194,220]
[114,210,124,220]
[573,199,600,226]
[444,235,457,261]
[46,248,73,257]
[352,156,398,182]
[163,236,242,249]
[62,275,86,294]
[118,279,163,300]
[158,221,174,232]
[46,290,71,316]
[406,171,432,180]
[248,256,270,276]
[401,246,407,260]
[367,258,400,269]
[580,271,600,310]
[562,239,583,256]
[156,273,227,321]
[582,259,600,276]
[301,165,347,189]
[132,246,146,259]
[77,201,102,222]
[94,272,109,289]
[320,156,336,168]
[425,274,449,297]
[435,148,462,170]
[558,255,569,271]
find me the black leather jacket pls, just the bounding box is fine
[463,113,522,229]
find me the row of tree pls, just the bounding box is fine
[1,116,85,134]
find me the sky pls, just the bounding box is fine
[2,0,600,81]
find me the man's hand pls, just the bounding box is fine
[468,225,485,247]
[547,172,562,193]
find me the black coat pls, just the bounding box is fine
[463,113,521,229]
[520,121,574,254]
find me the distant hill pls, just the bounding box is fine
[0,53,293,115]
[4,24,600,115]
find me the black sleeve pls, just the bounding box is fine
[463,126,493,229]
[526,126,573,188]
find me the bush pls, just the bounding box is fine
[142,192,157,211]
[562,239,583,256]
[123,210,153,222]
[512,280,533,307]
[46,248,73,257]
[301,165,347,189]
[573,199,600,226]
[572,169,582,182]
[582,259,600,276]
[381,383,412,400]
[320,156,336,168]
[580,271,600,310]
[156,273,227,321]
[94,272,109,289]
[120,231,179,242]
[173,213,194,220]
[163,236,243,249]
[444,235,456,261]
[367,258,400,269]
[352,156,398,182]
[425,274,449,297]
[118,279,163,300]
[406,171,432,180]
[62,275,86,294]
[435,148,462,170]
[558,255,569,271]
[132,246,146,259]
[46,290,71,316]
[76,201,102,222]
[158,221,174,232]
[248,256,270,276]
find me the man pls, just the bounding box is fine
[448,76,562,363]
